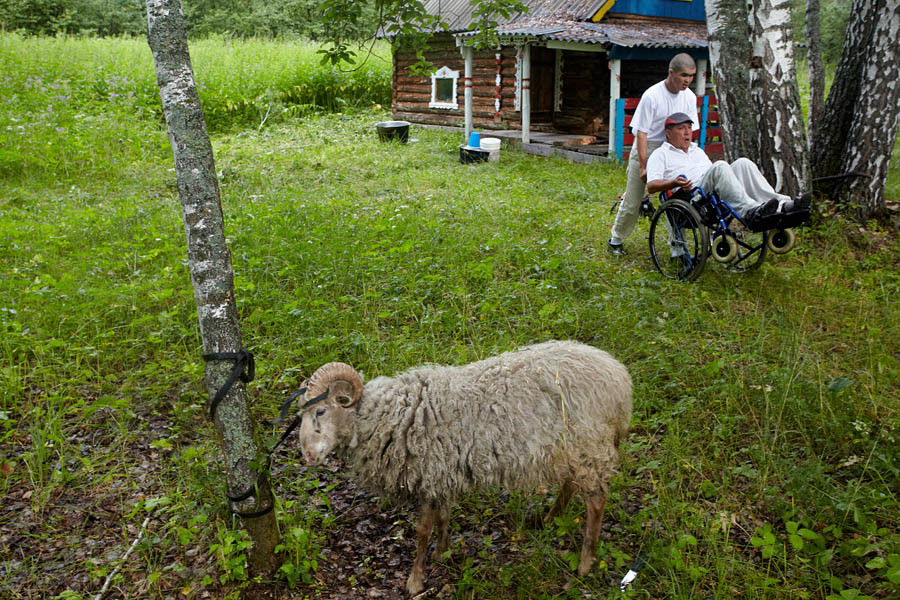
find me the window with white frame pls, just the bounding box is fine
[430,66,459,109]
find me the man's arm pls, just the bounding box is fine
[636,131,649,180]
[647,176,692,195]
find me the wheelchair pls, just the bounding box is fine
[644,185,809,282]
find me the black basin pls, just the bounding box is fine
[376,121,410,143]
[459,146,490,164]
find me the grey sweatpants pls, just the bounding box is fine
[610,140,663,241]
[700,158,790,217]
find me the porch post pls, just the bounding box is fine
[695,58,707,96]
[521,42,531,144]
[463,44,474,140]
[608,57,621,156]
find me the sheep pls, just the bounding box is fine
[297,340,632,595]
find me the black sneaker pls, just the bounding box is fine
[608,241,626,256]
[781,192,811,213]
[747,198,779,226]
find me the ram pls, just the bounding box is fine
[298,340,632,595]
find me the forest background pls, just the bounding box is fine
[0,0,850,62]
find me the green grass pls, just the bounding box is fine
[1,34,899,600]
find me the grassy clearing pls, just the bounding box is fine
[1,35,899,600]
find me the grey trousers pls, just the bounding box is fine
[610,140,663,241]
[700,158,790,217]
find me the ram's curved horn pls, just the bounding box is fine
[305,362,363,407]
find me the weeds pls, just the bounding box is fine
[1,33,899,600]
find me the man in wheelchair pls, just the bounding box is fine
[645,112,811,231]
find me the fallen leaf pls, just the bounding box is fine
[0,460,13,476]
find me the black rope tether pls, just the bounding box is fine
[203,348,255,420]
[203,349,269,518]
[200,349,329,519]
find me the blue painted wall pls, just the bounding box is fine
[610,0,705,22]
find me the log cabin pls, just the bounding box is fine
[389,0,710,155]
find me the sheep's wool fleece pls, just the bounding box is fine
[341,341,632,505]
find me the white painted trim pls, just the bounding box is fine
[495,53,502,114]
[608,58,621,155]
[554,49,563,113]
[514,48,522,112]
[430,66,460,110]
[462,47,473,139]
[522,43,531,144]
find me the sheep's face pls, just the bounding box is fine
[298,381,357,465]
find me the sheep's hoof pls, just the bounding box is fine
[406,571,425,596]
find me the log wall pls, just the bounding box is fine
[393,35,516,129]
[391,35,666,137]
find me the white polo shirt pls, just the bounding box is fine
[630,81,699,143]
[646,141,712,185]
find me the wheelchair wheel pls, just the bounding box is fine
[649,199,709,282]
[721,219,768,272]
[767,228,796,254]
[711,232,738,263]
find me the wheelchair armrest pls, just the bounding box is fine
[663,189,693,202]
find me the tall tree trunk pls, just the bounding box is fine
[145,0,279,573]
[705,0,758,163]
[805,0,826,139]
[748,0,809,196]
[810,0,900,221]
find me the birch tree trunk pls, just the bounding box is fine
[748,0,809,196]
[805,0,826,138]
[146,0,279,573]
[810,0,900,221]
[705,0,757,163]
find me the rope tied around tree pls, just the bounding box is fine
[203,348,255,420]
[202,349,328,519]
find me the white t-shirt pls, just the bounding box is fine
[646,141,712,185]
[630,80,699,143]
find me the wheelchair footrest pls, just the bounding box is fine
[750,209,811,232]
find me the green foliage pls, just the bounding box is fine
[0,34,391,189]
[1,34,899,600]
[793,0,851,65]
[182,0,379,41]
[0,0,379,40]
[0,0,145,36]
[210,521,253,583]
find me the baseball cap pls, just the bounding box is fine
[665,112,693,127]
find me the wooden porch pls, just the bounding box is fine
[414,124,618,164]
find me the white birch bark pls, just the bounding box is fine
[810,0,900,220]
[705,0,757,163]
[748,0,809,196]
[145,0,279,572]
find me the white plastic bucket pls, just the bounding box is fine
[480,137,501,161]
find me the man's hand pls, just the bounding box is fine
[674,176,693,192]
[640,164,648,181]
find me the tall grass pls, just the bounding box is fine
[0,33,898,600]
[0,33,391,189]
